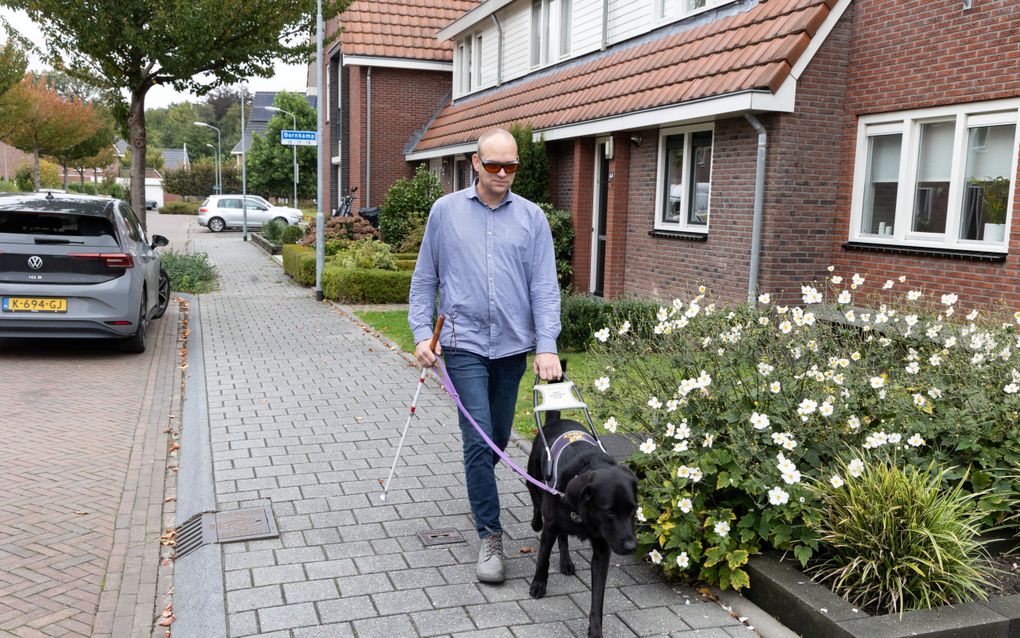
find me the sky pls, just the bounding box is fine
[1,8,311,109]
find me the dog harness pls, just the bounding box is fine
[544,430,600,491]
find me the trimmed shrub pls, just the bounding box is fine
[540,202,574,290]
[280,224,303,245]
[282,244,316,285]
[558,293,657,352]
[160,201,199,215]
[330,239,396,271]
[322,266,413,303]
[379,164,442,247]
[262,218,285,243]
[162,251,218,294]
[395,259,416,271]
[394,217,426,253]
[68,182,99,195]
[0,179,17,193]
[393,252,419,260]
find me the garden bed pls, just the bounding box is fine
[744,551,1020,638]
[249,232,281,255]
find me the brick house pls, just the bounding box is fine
[320,0,478,215]
[401,0,1019,308]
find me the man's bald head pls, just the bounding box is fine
[476,128,517,158]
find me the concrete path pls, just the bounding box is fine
[176,230,753,637]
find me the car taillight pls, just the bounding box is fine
[198,207,209,213]
[69,253,135,268]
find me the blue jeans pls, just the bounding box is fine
[443,348,527,539]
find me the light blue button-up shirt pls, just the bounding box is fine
[408,184,561,359]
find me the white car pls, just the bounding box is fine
[196,195,303,232]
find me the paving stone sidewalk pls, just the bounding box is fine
[185,232,754,638]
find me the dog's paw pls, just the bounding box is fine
[529,581,547,599]
[559,559,575,576]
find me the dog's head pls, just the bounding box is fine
[566,464,639,555]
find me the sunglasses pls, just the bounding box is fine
[479,160,519,174]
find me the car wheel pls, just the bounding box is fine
[273,216,289,226]
[152,268,170,319]
[120,293,148,354]
[208,217,226,232]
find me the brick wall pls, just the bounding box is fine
[344,66,452,210]
[828,0,1020,308]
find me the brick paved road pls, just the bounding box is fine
[0,211,190,638]
[186,232,749,638]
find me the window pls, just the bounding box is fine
[119,204,144,243]
[454,157,474,190]
[475,34,484,88]
[458,38,472,93]
[655,125,714,232]
[851,101,1020,251]
[531,0,570,67]
[658,0,729,20]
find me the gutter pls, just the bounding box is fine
[601,0,609,50]
[491,14,503,86]
[744,113,767,304]
[366,67,372,207]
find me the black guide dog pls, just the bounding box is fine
[526,368,639,638]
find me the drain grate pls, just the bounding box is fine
[173,507,279,558]
[418,529,465,547]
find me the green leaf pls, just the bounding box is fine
[793,544,813,567]
[729,567,751,590]
[727,549,749,570]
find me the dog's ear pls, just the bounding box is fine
[565,473,593,511]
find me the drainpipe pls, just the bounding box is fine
[601,0,609,50]
[366,67,372,207]
[744,113,767,304]
[491,14,504,86]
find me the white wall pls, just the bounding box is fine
[499,1,533,84]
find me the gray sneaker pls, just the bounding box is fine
[476,533,505,584]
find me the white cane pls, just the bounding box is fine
[379,314,445,501]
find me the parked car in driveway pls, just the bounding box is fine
[0,192,170,353]
[196,195,303,232]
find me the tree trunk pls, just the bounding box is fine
[32,144,40,191]
[61,161,69,190]
[78,167,85,189]
[128,88,149,228]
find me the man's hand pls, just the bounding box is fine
[415,339,441,367]
[534,352,562,381]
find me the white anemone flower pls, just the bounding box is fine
[913,394,927,408]
[713,521,730,537]
[819,402,834,417]
[648,396,663,409]
[908,433,926,447]
[847,459,865,478]
[929,387,943,399]
[618,320,632,335]
[758,362,774,376]
[907,290,923,301]
[594,327,611,342]
[635,507,647,522]
[870,376,886,389]
[781,469,802,484]
[852,273,865,286]
[750,412,771,429]
[666,399,679,412]
[758,316,770,326]
[1004,383,1019,394]
[905,361,920,375]
[779,321,793,334]
[702,433,714,448]
[758,293,772,304]
[837,290,852,305]
[594,377,610,392]
[689,467,703,483]
[830,275,843,284]
[830,475,845,489]
[649,549,662,564]
[678,497,693,513]
[847,415,861,430]
[768,487,790,505]
[639,438,657,454]
[676,551,690,569]
[797,399,818,416]
[967,310,979,321]
[801,285,823,304]
[770,381,782,394]
[657,307,670,322]
[604,417,618,433]
[941,293,959,306]
[883,280,894,289]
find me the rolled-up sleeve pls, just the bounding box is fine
[529,211,561,354]
[408,205,441,345]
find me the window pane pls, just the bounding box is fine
[560,0,571,56]
[960,123,1016,241]
[662,135,683,224]
[687,0,707,10]
[531,0,542,66]
[911,121,953,234]
[687,130,712,226]
[862,134,901,236]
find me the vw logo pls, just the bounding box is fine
[27,256,43,270]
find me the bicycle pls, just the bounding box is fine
[335,186,358,217]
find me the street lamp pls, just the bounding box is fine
[193,121,221,194]
[266,106,299,206]
[205,143,220,195]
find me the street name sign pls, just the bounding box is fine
[281,130,317,146]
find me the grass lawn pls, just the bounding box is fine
[354,309,603,436]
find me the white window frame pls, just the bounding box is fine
[531,0,569,68]
[474,33,484,89]
[656,0,734,23]
[654,123,715,233]
[849,99,1020,253]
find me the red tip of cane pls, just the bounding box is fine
[410,406,416,414]
[377,479,385,485]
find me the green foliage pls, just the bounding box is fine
[394,217,426,253]
[245,92,317,200]
[968,176,1011,224]
[508,123,550,204]
[300,213,379,245]
[558,294,657,352]
[807,457,991,614]
[587,274,1020,592]
[0,179,17,192]
[395,259,417,271]
[329,239,396,271]
[282,244,316,286]
[0,31,28,98]
[279,224,303,245]
[322,266,412,303]
[159,201,199,215]
[262,218,285,244]
[16,160,61,190]
[539,202,574,289]
[67,182,98,194]
[379,164,443,246]
[162,251,218,294]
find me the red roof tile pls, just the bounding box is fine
[413,0,834,152]
[338,0,478,62]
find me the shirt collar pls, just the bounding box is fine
[467,180,513,210]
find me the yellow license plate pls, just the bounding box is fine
[2,297,68,313]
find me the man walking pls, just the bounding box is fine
[408,128,562,584]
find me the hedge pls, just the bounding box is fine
[160,201,200,215]
[559,293,658,351]
[322,266,413,303]
[395,259,416,271]
[282,244,316,286]
[393,253,419,260]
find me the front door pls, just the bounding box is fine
[591,139,610,297]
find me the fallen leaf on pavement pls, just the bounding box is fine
[519,547,535,554]
[157,616,174,627]
[73,510,88,515]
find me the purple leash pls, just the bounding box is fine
[433,359,565,498]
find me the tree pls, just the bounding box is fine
[5,0,348,227]
[0,73,95,190]
[48,102,117,190]
[508,123,551,204]
[0,25,28,140]
[245,92,317,200]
